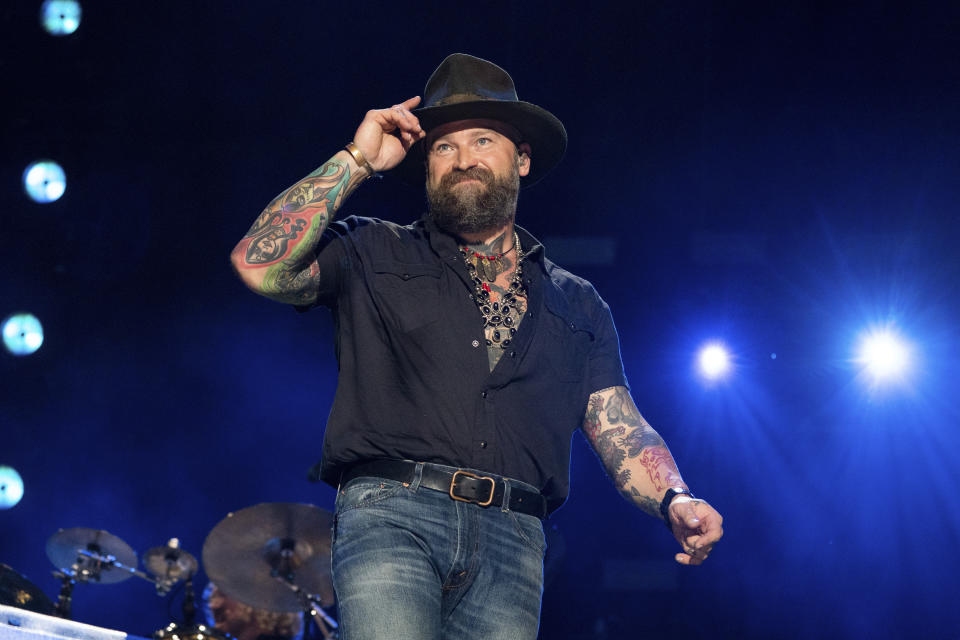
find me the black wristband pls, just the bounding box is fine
[660,487,694,532]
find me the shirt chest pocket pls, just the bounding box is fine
[370,259,443,332]
[543,312,595,383]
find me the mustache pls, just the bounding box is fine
[440,166,494,188]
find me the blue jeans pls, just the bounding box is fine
[331,462,547,640]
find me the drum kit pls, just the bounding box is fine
[0,503,337,640]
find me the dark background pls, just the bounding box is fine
[3,2,960,638]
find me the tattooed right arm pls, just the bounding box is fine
[229,150,368,305]
[230,96,426,305]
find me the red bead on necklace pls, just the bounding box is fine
[460,234,519,284]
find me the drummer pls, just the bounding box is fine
[202,582,303,640]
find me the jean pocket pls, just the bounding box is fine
[337,477,406,513]
[508,511,548,555]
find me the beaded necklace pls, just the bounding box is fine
[461,241,512,283]
[461,231,526,349]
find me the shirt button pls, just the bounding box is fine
[569,322,576,330]
[510,351,516,358]
[481,391,487,398]
[479,441,488,449]
[471,340,480,348]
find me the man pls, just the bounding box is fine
[230,53,723,640]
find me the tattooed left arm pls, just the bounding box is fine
[582,386,724,565]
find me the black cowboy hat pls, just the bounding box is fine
[392,53,567,188]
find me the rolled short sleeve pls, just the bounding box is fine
[296,217,372,310]
[586,295,630,394]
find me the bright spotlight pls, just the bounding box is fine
[2,313,45,356]
[697,342,731,380]
[0,466,25,510]
[23,161,66,203]
[41,0,82,36]
[856,329,911,382]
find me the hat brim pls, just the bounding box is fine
[391,100,567,188]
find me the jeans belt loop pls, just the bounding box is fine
[500,478,513,513]
[410,461,424,491]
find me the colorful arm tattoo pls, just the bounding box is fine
[230,153,367,304]
[582,386,688,519]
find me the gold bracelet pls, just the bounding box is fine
[345,142,375,176]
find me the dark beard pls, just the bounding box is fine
[426,164,520,236]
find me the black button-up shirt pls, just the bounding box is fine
[306,216,628,514]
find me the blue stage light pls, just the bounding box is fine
[23,160,66,203]
[0,466,25,509]
[2,313,44,356]
[41,0,82,36]
[855,328,911,384]
[697,342,731,380]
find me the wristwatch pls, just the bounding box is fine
[659,487,694,531]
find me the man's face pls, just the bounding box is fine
[425,119,531,236]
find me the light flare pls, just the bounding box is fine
[856,329,911,383]
[697,342,731,380]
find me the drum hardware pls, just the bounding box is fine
[50,546,158,619]
[51,568,76,619]
[153,621,230,640]
[202,503,338,638]
[143,537,203,640]
[150,575,223,640]
[202,503,335,612]
[143,538,199,596]
[277,578,338,638]
[30,507,340,638]
[46,527,142,619]
[45,528,201,623]
[46,528,139,586]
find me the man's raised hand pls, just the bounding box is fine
[352,96,426,173]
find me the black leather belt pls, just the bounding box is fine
[340,460,548,520]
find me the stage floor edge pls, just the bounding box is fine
[0,605,149,640]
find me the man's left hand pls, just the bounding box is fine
[668,497,723,566]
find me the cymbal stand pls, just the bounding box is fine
[269,545,338,639]
[181,575,197,626]
[51,546,117,619]
[277,579,338,640]
[51,569,76,619]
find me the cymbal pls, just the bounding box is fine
[46,527,138,584]
[0,564,55,615]
[143,545,198,582]
[202,503,334,613]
